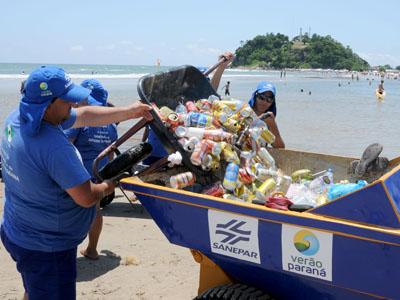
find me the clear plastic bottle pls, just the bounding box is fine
[257,147,276,169]
[309,169,334,194]
[175,103,187,114]
[327,180,368,201]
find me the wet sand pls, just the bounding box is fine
[0,182,199,299]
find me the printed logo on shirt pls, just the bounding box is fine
[6,124,14,143]
[282,224,333,281]
[208,210,260,264]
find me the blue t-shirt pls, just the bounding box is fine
[64,124,118,179]
[0,109,95,252]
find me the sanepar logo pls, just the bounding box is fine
[293,230,320,256]
[215,220,251,245]
[208,210,260,264]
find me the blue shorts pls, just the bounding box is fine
[1,227,77,300]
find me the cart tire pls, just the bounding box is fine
[100,191,115,208]
[194,283,275,300]
[98,143,152,180]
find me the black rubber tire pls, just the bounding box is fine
[194,283,275,300]
[100,191,115,208]
[98,143,152,180]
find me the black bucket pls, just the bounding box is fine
[137,65,220,184]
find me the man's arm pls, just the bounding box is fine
[210,52,234,90]
[66,179,116,208]
[73,102,152,128]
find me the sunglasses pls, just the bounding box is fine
[257,93,274,103]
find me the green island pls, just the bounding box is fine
[232,33,370,71]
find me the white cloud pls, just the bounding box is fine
[70,45,84,52]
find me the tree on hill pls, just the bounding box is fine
[232,33,370,71]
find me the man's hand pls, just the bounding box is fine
[129,102,153,121]
[219,51,235,67]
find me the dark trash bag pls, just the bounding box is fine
[137,65,220,184]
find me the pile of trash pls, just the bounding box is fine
[152,96,369,212]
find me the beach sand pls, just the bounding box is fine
[0,182,199,299]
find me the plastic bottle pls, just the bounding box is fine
[170,172,196,189]
[208,95,219,103]
[309,169,334,194]
[327,180,368,201]
[255,166,278,181]
[223,162,239,191]
[257,147,276,169]
[175,103,187,114]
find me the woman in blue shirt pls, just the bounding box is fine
[1,66,152,300]
[65,79,118,260]
[248,81,285,148]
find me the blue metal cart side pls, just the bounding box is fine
[120,154,400,299]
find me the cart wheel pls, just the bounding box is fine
[100,191,115,208]
[194,283,275,300]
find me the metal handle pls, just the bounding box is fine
[203,56,229,76]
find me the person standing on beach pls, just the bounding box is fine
[248,81,285,148]
[221,81,231,96]
[142,51,234,164]
[64,79,118,261]
[0,66,152,300]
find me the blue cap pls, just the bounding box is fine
[81,79,108,106]
[19,66,90,135]
[248,81,277,116]
[255,81,276,96]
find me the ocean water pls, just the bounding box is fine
[1,63,399,159]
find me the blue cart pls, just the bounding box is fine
[121,150,400,299]
[116,66,400,299]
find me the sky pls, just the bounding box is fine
[1,0,399,67]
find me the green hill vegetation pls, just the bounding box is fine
[232,33,370,71]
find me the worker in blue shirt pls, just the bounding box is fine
[0,66,152,300]
[64,79,118,261]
